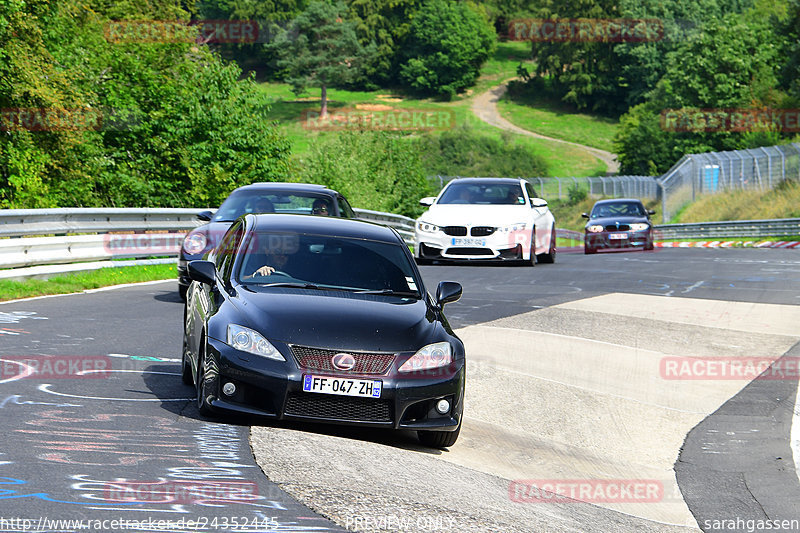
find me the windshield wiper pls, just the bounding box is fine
[261,282,346,292]
[353,288,421,298]
[262,282,322,289]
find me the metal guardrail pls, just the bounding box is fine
[0,207,416,279]
[654,218,800,240]
[2,207,797,280]
[0,208,205,238]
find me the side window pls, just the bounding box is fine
[216,222,245,281]
[338,196,356,218]
[524,182,538,201]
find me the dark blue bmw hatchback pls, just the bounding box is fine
[183,214,465,448]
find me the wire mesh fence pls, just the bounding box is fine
[658,143,800,221]
[427,175,658,201]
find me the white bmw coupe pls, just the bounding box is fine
[414,178,556,265]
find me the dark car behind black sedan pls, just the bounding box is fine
[582,198,655,254]
[183,214,465,448]
[178,182,355,300]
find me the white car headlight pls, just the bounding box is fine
[587,225,604,233]
[416,221,440,233]
[226,324,285,361]
[183,231,207,255]
[630,223,650,232]
[499,222,528,233]
[399,342,452,372]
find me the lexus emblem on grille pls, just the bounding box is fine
[332,353,356,371]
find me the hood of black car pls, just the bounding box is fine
[232,288,439,353]
[585,216,649,229]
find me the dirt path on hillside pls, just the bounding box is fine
[471,82,620,175]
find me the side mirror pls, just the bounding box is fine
[647,209,656,216]
[187,260,217,286]
[531,198,548,208]
[436,281,462,307]
[581,213,590,219]
[197,210,214,222]
[419,197,435,207]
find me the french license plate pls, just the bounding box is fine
[302,375,382,398]
[451,237,486,246]
[608,233,628,240]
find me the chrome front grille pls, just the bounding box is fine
[291,345,396,375]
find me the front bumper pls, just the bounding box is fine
[585,230,652,250]
[203,337,465,432]
[415,230,527,261]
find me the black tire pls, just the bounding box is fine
[537,226,557,264]
[527,227,537,266]
[416,257,432,266]
[645,240,654,251]
[418,422,461,448]
[179,284,188,302]
[181,341,193,386]
[195,339,217,417]
[584,245,596,255]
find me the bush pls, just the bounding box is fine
[416,125,548,178]
[397,0,496,98]
[300,132,432,218]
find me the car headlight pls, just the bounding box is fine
[183,231,207,255]
[399,342,452,372]
[417,221,440,233]
[226,324,285,361]
[586,225,604,233]
[630,223,650,232]
[499,223,528,233]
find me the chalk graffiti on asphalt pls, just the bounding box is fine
[0,311,48,324]
[0,395,82,409]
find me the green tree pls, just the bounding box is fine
[397,0,496,99]
[269,1,375,117]
[301,132,430,218]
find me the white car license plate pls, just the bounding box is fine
[302,375,382,398]
[451,237,486,246]
[609,233,628,240]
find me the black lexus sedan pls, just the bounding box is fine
[178,182,356,300]
[182,214,465,448]
[582,198,655,254]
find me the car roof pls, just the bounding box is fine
[592,198,644,205]
[445,177,525,186]
[248,214,401,244]
[230,182,339,195]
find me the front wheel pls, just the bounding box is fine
[195,342,217,417]
[537,226,557,264]
[527,227,537,267]
[181,342,193,386]
[418,422,461,448]
[584,245,596,255]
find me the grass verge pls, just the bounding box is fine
[0,264,176,303]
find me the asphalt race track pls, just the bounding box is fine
[1,247,800,532]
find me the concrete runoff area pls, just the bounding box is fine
[250,293,800,532]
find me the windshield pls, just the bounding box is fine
[236,232,421,296]
[437,182,525,205]
[213,191,335,222]
[590,202,645,218]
